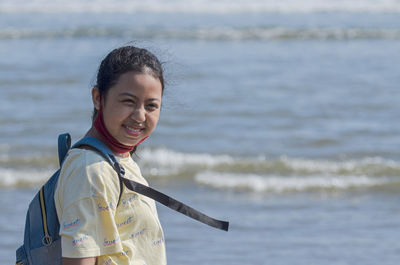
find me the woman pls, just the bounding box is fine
[55,46,166,265]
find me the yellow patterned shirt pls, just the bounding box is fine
[55,148,166,265]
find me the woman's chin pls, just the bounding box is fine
[120,136,142,147]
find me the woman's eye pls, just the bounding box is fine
[147,104,159,110]
[122,99,135,105]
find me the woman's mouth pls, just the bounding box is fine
[124,125,144,137]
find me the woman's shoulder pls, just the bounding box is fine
[59,148,119,189]
[63,147,107,166]
[56,148,121,206]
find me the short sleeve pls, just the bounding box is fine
[56,149,123,258]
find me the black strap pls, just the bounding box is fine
[119,176,229,231]
[110,156,229,231]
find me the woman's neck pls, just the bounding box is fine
[85,127,131,158]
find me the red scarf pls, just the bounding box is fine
[93,96,147,154]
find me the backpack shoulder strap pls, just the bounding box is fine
[72,136,115,165]
[72,136,229,231]
[72,136,125,205]
[58,133,71,166]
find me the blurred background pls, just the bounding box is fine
[1,0,400,264]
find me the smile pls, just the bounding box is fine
[124,125,144,137]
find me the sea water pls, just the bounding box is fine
[1,1,400,264]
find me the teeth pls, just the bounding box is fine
[126,126,142,132]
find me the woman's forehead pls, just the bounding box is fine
[109,72,162,97]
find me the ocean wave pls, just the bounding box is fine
[1,0,400,14]
[138,149,400,178]
[195,172,396,192]
[137,148,234,177]
[2,148,400,189]
[139,148,234,167]
[0,156,57,169]
[278,156,400,177]
[0,168,54,188]
[1,26,400,40]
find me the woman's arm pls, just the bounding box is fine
[62,257,97,265]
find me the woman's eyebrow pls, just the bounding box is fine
[119,92,161,102]
[147,98,161,102]
[119,92,137,98]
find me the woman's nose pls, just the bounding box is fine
[131,105,146,123]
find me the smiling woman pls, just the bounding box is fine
[92,72,162,152]
[54,46,167,265]
[90,47,165,155]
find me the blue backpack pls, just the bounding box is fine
[16,133,228,265]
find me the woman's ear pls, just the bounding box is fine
[92,87,101,111]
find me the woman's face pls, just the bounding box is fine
[93,71,162,147]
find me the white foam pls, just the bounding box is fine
[139,148,399,171]
[1,27,400,41]
[135,148,233,177]
[0,168,54,188]
[195,171,392,192]
[137,148,400,178]
[2,146,399,188]
[139,148,234,167]
[280,156,400,175]
[1,0,400,13]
